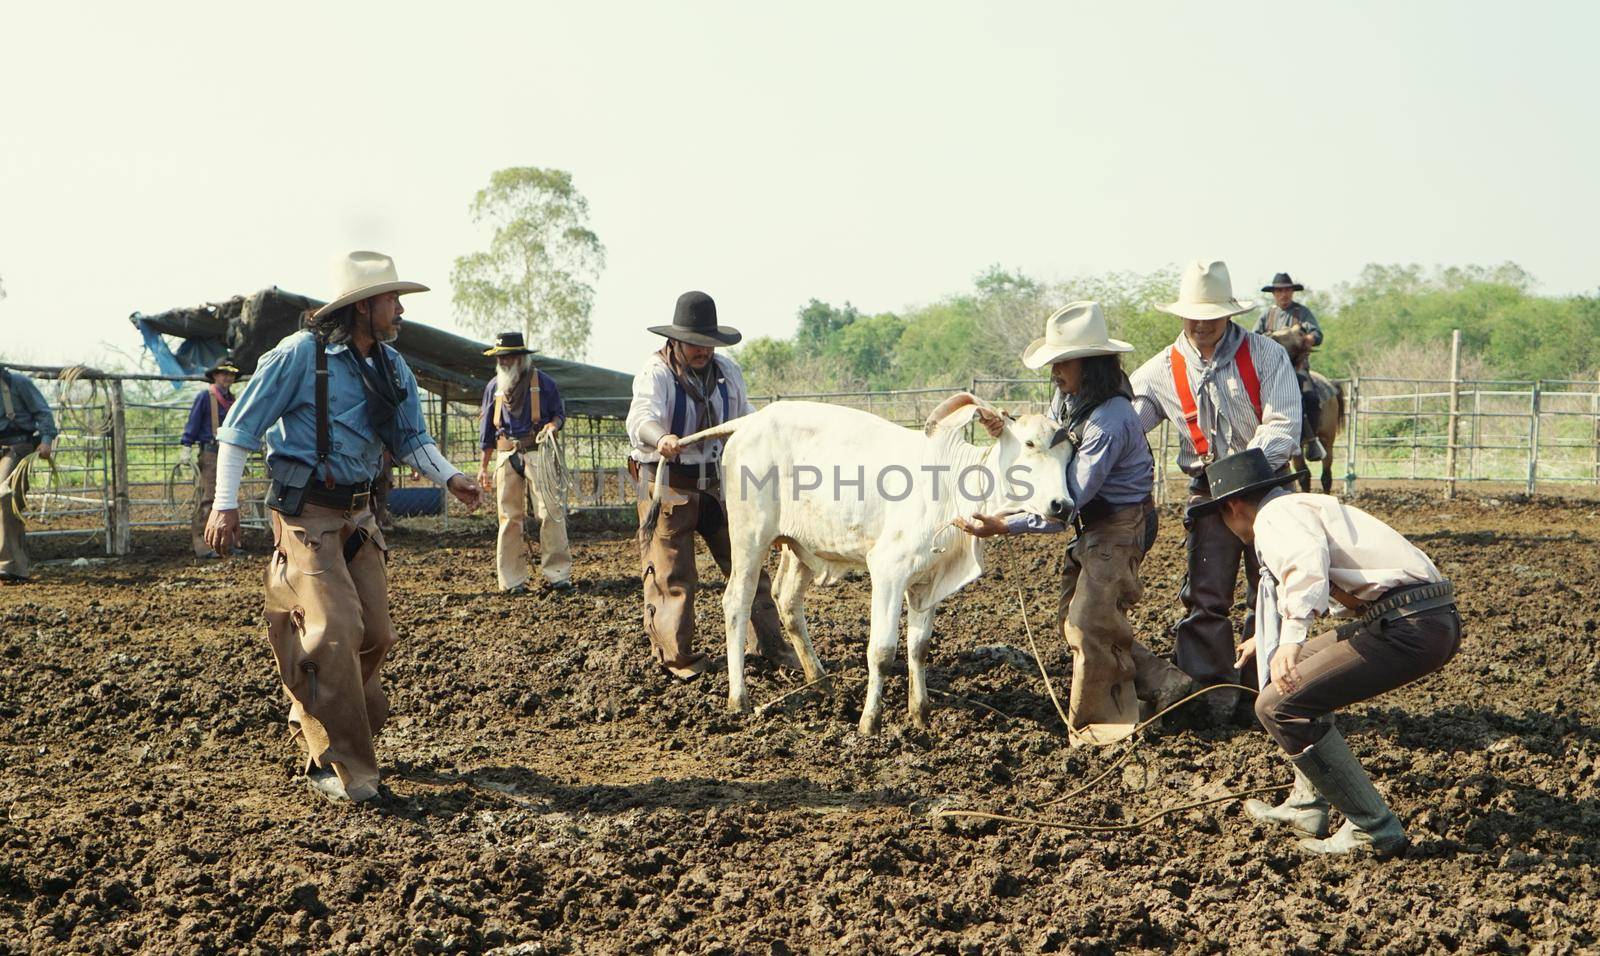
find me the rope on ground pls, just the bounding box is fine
[931,784,1290,834]
[1036,681,1260,808]
[755,672,863,715]
[1016,587,1071,731]
[928,687,1013,723]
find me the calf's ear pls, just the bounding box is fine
[1048,426,1072,449]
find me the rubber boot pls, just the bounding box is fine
[1244,767,1330,838]
[1290,727,1408,857]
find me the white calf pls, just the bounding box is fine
[670,394,1075,735]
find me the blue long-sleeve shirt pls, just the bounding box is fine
[0,368,59,444]
[478,371,565,449]
[180,387,234,447]
[1005,393,1152,535]
[216,330,435,484]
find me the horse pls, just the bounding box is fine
[1265,328,1345,494]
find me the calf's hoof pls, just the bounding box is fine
[728,694,752,715]
[910,704,931,731]
[857,712,883,737]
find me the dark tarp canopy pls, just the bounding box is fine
[129,287,632,417]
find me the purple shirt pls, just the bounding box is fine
[181,387,234,446]
[479,371,565,449]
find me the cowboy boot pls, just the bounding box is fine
[1132,644,1198,717]
[1243,767,1330,838]
[1289,727,1408,857]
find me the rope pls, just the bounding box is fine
[1036,681,1260,808]
[2,451,44,520]
[755,672,863,715]
[530,432,577,518]
[54,366,112,435]
[166,460,196,507]
[931,785,1290,834]
[1017,588,1072,731]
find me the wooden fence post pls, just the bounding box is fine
[1445,329,1462,500]
[108,379,131,556]
[1344,376,1359,497]
[1527,381,1541,497]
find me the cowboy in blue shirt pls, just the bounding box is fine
[1,365,58,581]
[205,251,481,803]
[954,303,1195,746]
[179,358,239,557]
[475,331,572,593]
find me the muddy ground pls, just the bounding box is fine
[2,490,1598,954]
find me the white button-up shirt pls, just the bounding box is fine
[1255,492,1442,645]
[626,351,755,466]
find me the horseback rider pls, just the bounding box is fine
[1254,272,1325,461]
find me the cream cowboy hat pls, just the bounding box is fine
[311,251,430,319]
[1156,260,1254,321]
[1021,301,1135,369]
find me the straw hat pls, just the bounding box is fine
[1156,260,1254,321]
[311,251,430,319]
[1021,301,1134,370]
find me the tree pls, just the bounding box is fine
[796,299,860,354]
[451,168,605,359]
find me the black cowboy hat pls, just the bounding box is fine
[203,358,241,382]
[1261,272,1305,292]
[648,291,742,348]
[1186,449,1307,518]
[483,331,535,357]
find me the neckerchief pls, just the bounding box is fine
[210,383,235,417]
[345,343,410,456]
[1254,562,1281,690]
[1173,323,1247,459]
[499,362,537,421]
[660,343,721,433]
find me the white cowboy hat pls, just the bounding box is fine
[1021,301,1135,369]
[311,250,430,319]
[1156,259,1254,321]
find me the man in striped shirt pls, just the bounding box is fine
[1129,260,1302,723]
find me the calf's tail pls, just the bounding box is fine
[640,419,746,539]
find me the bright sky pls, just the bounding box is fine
[3,1,1597,374]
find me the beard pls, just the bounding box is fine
[496,356,530,394]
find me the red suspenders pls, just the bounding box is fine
[1168,340,1263,458]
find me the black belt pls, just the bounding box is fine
[638,460,721,492]
[305,480,375,511]
[1077,494,1154,527]
[1335,580,1455,639]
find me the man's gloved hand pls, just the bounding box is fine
[179,445,195,467]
